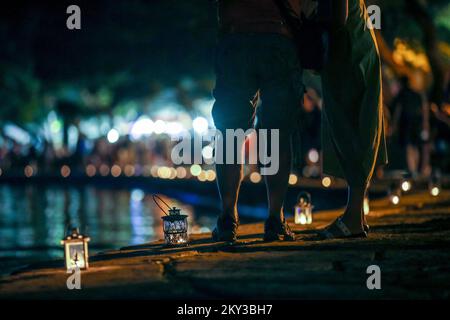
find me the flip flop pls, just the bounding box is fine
[319,217,368,240]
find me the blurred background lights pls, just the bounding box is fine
[202,145,214,160]
[107,128,120,143]
[176,167,187,179]
[192,116,208,134]
[249,172,262,183]
[24,165,34,177]
[130,116,154,140]
[111,165,122,177]
[307,149,319,163]
[322,177,332,188]
[153,120,166,134]
[60,165,71,178]
[288,174,298,185]
[190,164,202,176]
[86,164,96,177]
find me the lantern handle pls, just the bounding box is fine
[152,194,172,216]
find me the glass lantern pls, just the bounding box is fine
[162,207,189,246]
[294,192,313,225]
[61,227,90,270]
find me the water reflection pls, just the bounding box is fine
[0,185,215,261]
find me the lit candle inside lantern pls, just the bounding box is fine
[294,192,313,225]
[61,227,90,270]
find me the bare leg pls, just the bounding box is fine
[264,131,292,222]
[215,136,245,223]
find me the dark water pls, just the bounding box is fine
[0,184,217,271]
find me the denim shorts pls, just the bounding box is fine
[212,33,304,133]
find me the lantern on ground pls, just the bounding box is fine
[294,192,313,225]
[61,227,90,270]
[162,207,189,246]
[153,194,189,246]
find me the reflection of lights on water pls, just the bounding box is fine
[307,149,319,163]
[192,117,208,134]
[364,197,370,215]
[176,167,187,179]
[288,174,298,185]
[99,164,110,176]
[153,120,166,134]
[430,187,440,197]
[86,164,96,177]
[202,145,214,160]
[24,165,34,177]
[190,164,202,176]
[107,128,120,143]
[250,172,262,183]
[401,180,411,192]
[391,195,400,205]
[131,189,145,202]
[111,165,122,177]
[322,177,332,188]
[61,165,71,178]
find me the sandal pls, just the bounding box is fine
[264,217,296,241]
[319,217,368,240]
[212,215,239,243]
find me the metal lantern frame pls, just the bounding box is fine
[61,228,90,270]
[153,195,189,247]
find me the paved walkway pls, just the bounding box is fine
[1,190,449,299]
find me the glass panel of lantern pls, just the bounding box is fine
[162,207,189,246]
[61,227,90,270]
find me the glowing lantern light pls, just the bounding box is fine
[401,180,411,192]
[61,227,90,270]
[294,192,313,225]
[61,165,71,178]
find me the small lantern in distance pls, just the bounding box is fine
[429,179,441,197]
[389,188,401,206]
[294,192,313,225]
[61,227,90,270]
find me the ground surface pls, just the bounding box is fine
[1,190,449,299]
